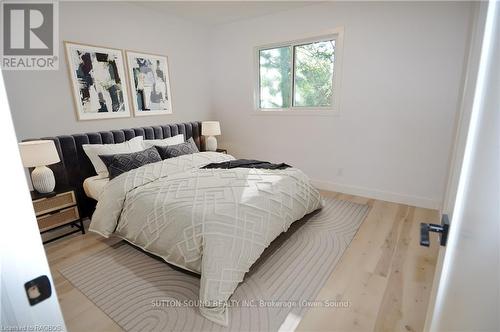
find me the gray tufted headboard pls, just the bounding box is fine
[29,122,204,218]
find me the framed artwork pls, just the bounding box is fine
[64,42,131,120]
[125,51,173,116]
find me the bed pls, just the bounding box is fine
[30,122,322,326]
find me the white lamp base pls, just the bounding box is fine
[31,166,56,193]
[206,136,218,152]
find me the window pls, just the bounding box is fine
[259,46,292,109]
[256,31,342,112]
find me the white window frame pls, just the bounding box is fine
[254,27,344,116]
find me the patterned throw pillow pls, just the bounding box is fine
[99,147,162,180]
[155,137,199,159]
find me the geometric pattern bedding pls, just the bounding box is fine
[89,152,322,326]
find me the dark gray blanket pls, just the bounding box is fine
[201,159,291,170]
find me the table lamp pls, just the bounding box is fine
[18,140,60,193]
[202,121,221,151]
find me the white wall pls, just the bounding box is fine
[3,2,213,140]
[209,2,474,209]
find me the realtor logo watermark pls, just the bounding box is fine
[1,1,58,70]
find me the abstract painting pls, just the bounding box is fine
[65,42,131,120]
[125,51,172,116]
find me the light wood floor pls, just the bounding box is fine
[44,191,440,332]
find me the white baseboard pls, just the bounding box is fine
[310,179,442,210]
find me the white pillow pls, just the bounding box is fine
[142,134,184,148]
[82,136,144,179]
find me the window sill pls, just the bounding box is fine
[252,109,339,117]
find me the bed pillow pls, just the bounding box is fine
[82,136,144,179]
[155,137,199,159]
[142,134,185,148]
[98,147,162,180]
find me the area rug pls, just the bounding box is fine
[59,196,369,332]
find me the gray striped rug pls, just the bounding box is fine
[60,197,369,332]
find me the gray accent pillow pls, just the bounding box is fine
[99,147,162,180]
[155,137,199,159]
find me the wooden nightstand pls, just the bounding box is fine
[31,185,85,244]
[216,148,227,154]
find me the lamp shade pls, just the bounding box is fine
[18,140,60,167]
[202,121,221,136]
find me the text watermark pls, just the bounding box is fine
[0,325,63,332]
[1,1,58,70]
[152,299,351,309]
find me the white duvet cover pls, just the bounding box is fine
[89,152,322,325]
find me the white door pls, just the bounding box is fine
[428,0,500,330]
[0,72,66,328]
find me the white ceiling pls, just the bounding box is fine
[134,1,320,27]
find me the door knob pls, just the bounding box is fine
[420,214,449,247]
